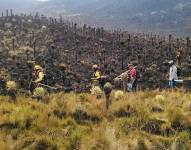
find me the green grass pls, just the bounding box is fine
[0,90,191,149]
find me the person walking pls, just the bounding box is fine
[128,64,137,92]
[91,64,101,87]
[168,60,178,89]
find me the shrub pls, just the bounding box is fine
[73,106,102,124]
[90,86,103,98]
[103,82,113,96]
[8,105,37,129]
[33,87,45,98]
[6,81,17,91]
[171,131,190,150]
[136,139,148,150]
[167,108,186,131]
[117,118,138,135]
[66,129,82,150]
[81,130,111,150]
[161,122,175,137]
[32,137,57,150]
[110,100,137,118]
[155,95,165,102]
[15,136,57,150]
[114,90,124,100]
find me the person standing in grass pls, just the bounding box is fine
[34,65,45,85]
[128,64,137,92]
[29,64,45,94]
[168,60,178,89]
[91,64,101,87]
[31,65,45,99]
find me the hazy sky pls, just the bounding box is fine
[36,0,49,1]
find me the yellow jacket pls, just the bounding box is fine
[35,71,45,83]
[94,70,101,81]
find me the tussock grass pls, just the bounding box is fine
[0,90,191,149]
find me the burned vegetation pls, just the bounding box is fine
[0,10,191,92]
[1,9,191,150]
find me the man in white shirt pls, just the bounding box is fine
[168,60,178,88]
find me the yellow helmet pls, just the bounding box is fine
[59,63,67,69]
[34,65,42,71]
[27,60,36,65]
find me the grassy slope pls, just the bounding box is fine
[0,90,191,150]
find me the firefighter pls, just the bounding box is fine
[91,64,101,87]
[34,65,45,84]
[31,65,45,99]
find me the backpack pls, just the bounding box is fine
[135,68,142,80]
[177,67,181,77]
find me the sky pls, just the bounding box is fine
[36,0,49,1]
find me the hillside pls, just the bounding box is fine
[0,2,191,150]
[1,0,191,36]
[1,90,191,149]
[1,13,191,92]
[39,0,191,36]
[71,0,191,36]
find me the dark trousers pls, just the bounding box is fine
[132,79,137,92]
